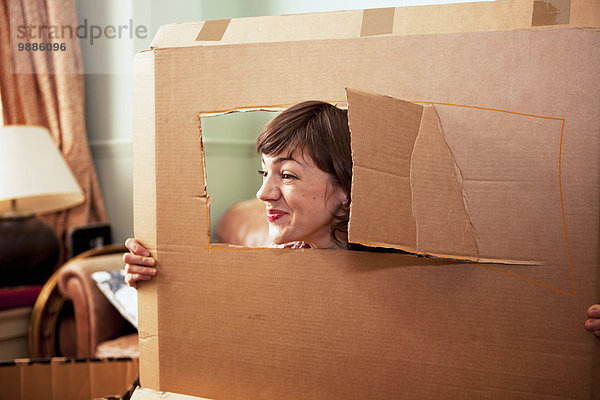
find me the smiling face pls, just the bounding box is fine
[256,148,348,249]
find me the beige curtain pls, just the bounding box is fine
[0,0,108,264]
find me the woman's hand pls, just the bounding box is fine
[123,238,157,288]
[585,304,600,337]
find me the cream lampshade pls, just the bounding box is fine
[0,125,84,215]
[0,125,85,286]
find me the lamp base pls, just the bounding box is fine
[0,216,59,286]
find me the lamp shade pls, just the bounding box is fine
[0,125,84,215]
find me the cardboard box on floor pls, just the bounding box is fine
[132,1,600,398]
[0,357,138,400]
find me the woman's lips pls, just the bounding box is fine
[267,209,287,222]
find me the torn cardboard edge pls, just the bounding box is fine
[197,102,348,119]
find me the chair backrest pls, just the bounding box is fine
[28,245,129,358]
[214,198,270,247]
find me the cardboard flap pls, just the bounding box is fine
[347,88,477,260]
[347,88,571,267]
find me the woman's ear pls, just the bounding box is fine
[335,186,349,207]
[342,195,350,209]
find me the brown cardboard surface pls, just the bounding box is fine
[0,362,19,398]
[346,87,574,270]
[346,89,421,251]
[133,3,600,399]
[347,89,479,260]
[132,387,209,400]
[132,50,160,390]
[0,358,138,400]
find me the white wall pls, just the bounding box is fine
[82,0,491,244]
[267,0,490,14]
[79,0,203,245]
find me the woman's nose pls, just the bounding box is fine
[256,176,280,202]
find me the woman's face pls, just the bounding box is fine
[256,148,347,249]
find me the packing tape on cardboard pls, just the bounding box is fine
[196,19,231,41]
[360,8,395,37]
[532,0,571,26]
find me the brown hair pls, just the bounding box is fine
[256,101,352,246]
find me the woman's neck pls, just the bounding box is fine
[305,231,348,249]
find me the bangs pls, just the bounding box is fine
[256,102,324,162]
[256,125,304,159]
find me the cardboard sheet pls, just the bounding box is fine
[0,357,138,400]
[133,2,600,398]
[346,86,572,271]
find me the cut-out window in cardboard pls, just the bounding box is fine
[197,89,572,277]
[200,111,276,245]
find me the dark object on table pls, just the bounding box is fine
[68,222,112,259]
[0,215,59,286]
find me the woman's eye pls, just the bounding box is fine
[257,169,267,178]
[281,173,297,181]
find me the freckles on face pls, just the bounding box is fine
[256,148,346,248]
